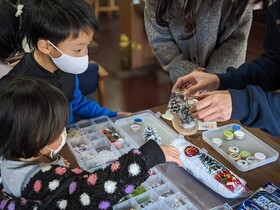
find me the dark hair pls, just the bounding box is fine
[0,0,24,59]
[20,0,98,49]
[155,0,274,40]
[0,77,69,160]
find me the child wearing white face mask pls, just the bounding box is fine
[1,0,130,125]
[0,77,182,209]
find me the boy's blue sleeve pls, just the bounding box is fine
[70,76,117,120]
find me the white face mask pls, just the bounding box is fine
[46,128,67,158]
[47,40,88,74]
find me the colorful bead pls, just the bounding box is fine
[139,199,154,208]
[232,125,241,132]
[212,138,223,147]
[254,152,266,161]
[130,124,140,134]
[228,146,239,154]
[240,150,251,159]
[237,159,249,166]
[229,153,241,161]
[223,131,234,140]
[246,156,257,164]
[171,199,184,209]
[234,130,245,140]
[134,118,144,125]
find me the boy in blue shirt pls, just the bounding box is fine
[2,0,128,124]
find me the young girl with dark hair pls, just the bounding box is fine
[0,77,182,209]
[145,0,253,83]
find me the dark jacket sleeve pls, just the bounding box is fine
[218,1,280,91]
[17,141,165,209]
[215,2,280,136]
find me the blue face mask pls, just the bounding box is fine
[47,40,88,74]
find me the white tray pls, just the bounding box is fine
[114,110,178,146]
[202,123,279,172]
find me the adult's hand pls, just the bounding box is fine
[189,90,232,122]
[172,71,220,96]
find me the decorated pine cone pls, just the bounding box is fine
[143,126,162,144]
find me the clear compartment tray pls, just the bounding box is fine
[202,123,279,171]
[66,116,137,172]
[66,113,245,209]
[112,167,199,210]
[114,110,178,146]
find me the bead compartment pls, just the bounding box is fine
[67,116,138,172]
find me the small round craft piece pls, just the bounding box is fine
[246,156,257,164]
[234,130,245,140]
[134,118,144,125]
[130,124,140,134]
[237,159,249,167]
[229,153,241,161]
[232,125,241,132]
[228,146,240,154]
[212,138,223,147]
[239,150,251,160]
[254,152,266,161]
[223,131,234,140]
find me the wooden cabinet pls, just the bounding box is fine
[119,0,155,70]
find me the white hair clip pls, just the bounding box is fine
[15,4,24,17]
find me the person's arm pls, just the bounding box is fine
[217,3,280,91]
[70,76,117,119]
[144,1,197,79]
[218,55,280,91]
[205,10,252,74]
[21,141,166,209]
[230,86,280,136]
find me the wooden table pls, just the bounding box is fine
[60,105,280,209]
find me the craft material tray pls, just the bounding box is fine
[66,112,248,209]
[66,114,199,209]
[66,116,138,172]
[202,124,279,172]
[113,167,199,210]
[114,110,178,146]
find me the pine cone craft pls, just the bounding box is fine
[143,126,162,144]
